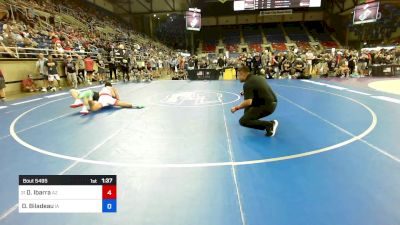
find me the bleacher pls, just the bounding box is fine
[285,22,309,42]
[263,24,286,51]
[59,13,88,30]
[222,26,240,51]
[201,27,219,53]
[249,43,262,52]
[296,41,312,51]
[222,27,240,45]
[263,24,286,43]
[272,43,287,51]
[196,21,345,53]
[243,25,262,44]
[305,21,338,49]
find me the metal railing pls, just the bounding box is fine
[0,46,96,59]
[0,46,173,65]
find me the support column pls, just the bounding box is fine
[191,32,194,55]
[149,16,154,38]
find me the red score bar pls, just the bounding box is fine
[102,185,117,199]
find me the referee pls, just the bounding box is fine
[231,65,278,137]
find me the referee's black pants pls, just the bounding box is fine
[239,102,277,130]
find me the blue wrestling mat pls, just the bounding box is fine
[0,79,400,225]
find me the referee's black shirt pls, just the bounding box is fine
[243,75,277,107]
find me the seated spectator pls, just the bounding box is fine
[280,59,292,78]
[314,57,329,78]
[327,57,337,76]
[292,58,306,78]
[338,59,350,78]
[21,74,38,92]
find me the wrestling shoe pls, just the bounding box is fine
[70,99,83,108]
[80,106,89,115]
[133,105,145,109]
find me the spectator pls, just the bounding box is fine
[96,54,107,84]
[120,53,130,82]
[46,55,61,91]
[178,56,185,71]
[84,55,94,85]
[280,59,292,78]
[0,68,5,101]
[217,55,225,69]
[65,55,78,88]
[36,53,48,92]
[357,52,369,76]
[76,55,86,84]
[348,53,357,75]
[252,54,262,75]
[187,57,195,70]
[305,50,315,74]
[21,74,38,92]
[293,58,307,79]
[261,50,269,69]
[338,59,350,77]
[107,55,117,82]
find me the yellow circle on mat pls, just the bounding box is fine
[368,80,400,95]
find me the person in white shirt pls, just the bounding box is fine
[36,53,48,92]
[305,50,315,75]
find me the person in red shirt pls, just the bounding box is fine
[51,35,60,44]
[21,74,38,92]
[84,55,95,85]
[179,56,185,71]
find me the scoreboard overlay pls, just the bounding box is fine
[19,175,117,213]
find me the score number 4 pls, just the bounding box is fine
[102,185,116,199]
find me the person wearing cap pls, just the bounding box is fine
[21,74,38,92]
[231,65,279,137]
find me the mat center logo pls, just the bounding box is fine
[160,91,223,106]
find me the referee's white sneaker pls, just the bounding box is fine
[265,120,279,137]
